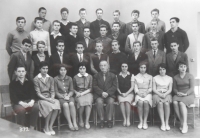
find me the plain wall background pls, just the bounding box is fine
[0,0,199,85]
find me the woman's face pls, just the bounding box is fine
[139,64,146,74]
[178,64,187,73]
[121,63,128,73]
[40,66,48,75]
[59,67,67,76]
[37,44,45,53]
[159,67,166,76]
[79,66,86,75]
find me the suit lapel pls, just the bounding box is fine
[154,50,161,63]
[175,52,182,64]
[168,52,175,66]
[149,51,154,63]
[55,52,61,63]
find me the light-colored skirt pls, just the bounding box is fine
[153,94,172,107]
[118,93,134,104]
[133,94,152,107]
[75,93,93,109]
[38,99,60,118]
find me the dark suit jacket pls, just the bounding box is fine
[69,53,90,77]
[90,19,112,39]
[65,33,81,54]
[93,72,117,100]
[79,38,95,54]
[49,52,70,77]
[127,52,148,75]
[108,33,127,53]
[146,50,166,76]
[166,51,189,77]
[8,51,32,81]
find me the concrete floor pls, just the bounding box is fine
[54,118,200,138]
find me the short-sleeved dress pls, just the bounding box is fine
[173,73,195,106]
[133,73,153,107]
[73,73,93,109]
[54,75,75,106]
[33,73,60,118]
[153,75,173,107]
[117,72,134,104]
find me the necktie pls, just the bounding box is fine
[80,54,83,62]
[103,74,106,81]
[153,50,156,59]
[60,52,63,63]
[85,38,89,48]
[173,54,177,61]
[24,53,27,61]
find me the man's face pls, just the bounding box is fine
[21,42,31,53]
[112,42,120,51]
[170,19,178,29]
[16,19,26,29]
[96,10,103,20]
[113,12,120,21]
[56,42,65,52]
[151,41,159,50]
[39,9,46,18]
[76,44,84,54]
[151,11,159,19]
[53,22,61,31]
[131,13,139,21]
[15,67,26,79]
[35,20,43,29]
[151,21,157,30]
[70,26,78,35]
[40,66,48,75]
[61,11,68,20]
[133,43,141,52]
[80,10,86,19]
[95,43,103,52]
[170,42,179,52]
[100,27,107,37]
[99,61,108,73]
[132,23,139,32]
[83,28,90,37]
[112,24,120,32]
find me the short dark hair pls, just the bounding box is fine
[37,41,45,49]
[151,19,158,24]
[83,26,90,31]
[34,17,43,23]
[121,62,128,67]
[132,22,139,26]
[52,20,61,25]
[170,17,180,23]
[70,23,78,29]
[111,40,119,45]
[60,7,69,14]
[96,40,103,45]
[139,61,149,71]
[96,8,103,13]
[38,7,46,13]
[22,39,32,45]
[170,40,179,45]
[16,16,26,23]
[151,38,158,42]
[133,41,141,46]
[177,60,187,68]
[112,22,121,27]
[39,61,49,69]
[76,42,84,48]
[57,39,65,45]
[100,24,107,30]
[131,10,140,16]
[78,62,87,70]
[157,63,167,74]
[151,8,159,14]
[113,10,120,15]
[79,8,86,14]
[15,65,26,71]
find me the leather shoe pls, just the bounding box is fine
[100,120,104,128]
[107,121,113,128]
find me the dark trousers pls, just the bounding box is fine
[13,102,39,127]
[96,97,115,121]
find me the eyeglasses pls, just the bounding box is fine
[58,45,65,47]
[24,44,31,48]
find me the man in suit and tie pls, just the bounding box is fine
[49,39,69,77]
[108,22,127,54]
[146,38,166,76]
[90,8,111,39]
[109,10,126,34]
[8,39,33,81]
[69,42,90,77]
[93,60,117,128]
[166,41,189,77]
[80,27,95,54]
[125,22,144,55]
[127,41,148,75]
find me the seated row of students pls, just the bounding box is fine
[6,7,189,58]
[9,58,194,136]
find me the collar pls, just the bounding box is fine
[77,53,83,56]
[77,73,88,77]
[154,18,160,22]
[119,71,130,76]
[60,20,69,25]
[51,31,62,36]
[113,20,120,23]
[138,73,148,78]
[20,50,26,55]
[58,51,63,55]
[80,19,87,23]
[100,36,107,39]
[84,36,90,39]
[171,27,179,32]
[112,31,119,36]
[34,28,44,32]
[16,77,28,82]
[42,18,47,22]
[112,50,121,54]
[172,50,179,55]
[134,51,140,56]
[132,32,139,35]
[16,27,24,32]
[152,49,158,53]
[70,32,77,37]
[95,52,104,55]
[97,19,102,21]
[57,75,69,80]
[37,73,50,79]
[150,29,159,33]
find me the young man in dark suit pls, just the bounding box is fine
[146,38,166,76]
[69,42,90,77]
[8,38,33,81]
[90,8,111,39]
[166,41,189,77]
[108,22,127,53]
[127,41,148,75]
[93,61,117,128]
[49,39,69,77]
